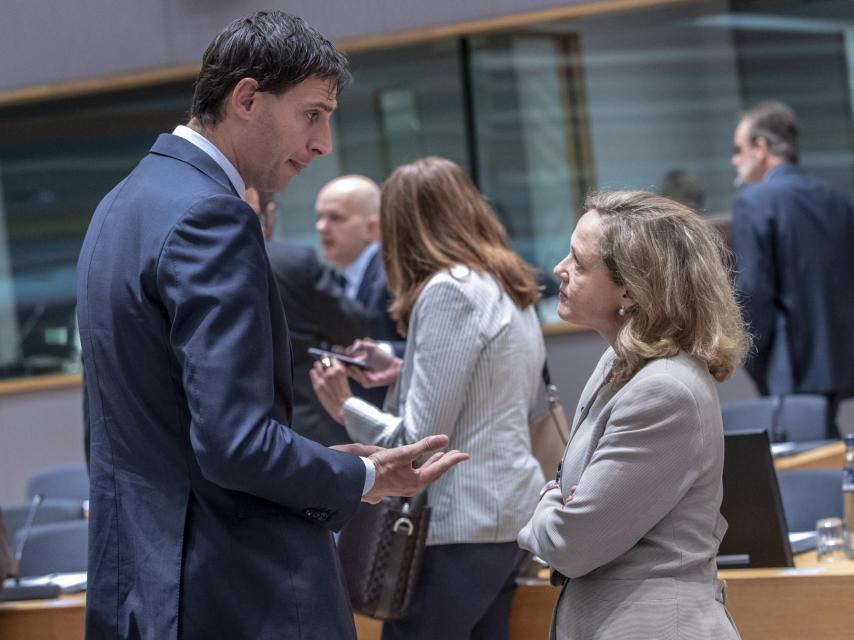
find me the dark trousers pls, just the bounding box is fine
[381,542,527,640]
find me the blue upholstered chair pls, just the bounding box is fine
[721,395,828,443]
[1,498,84,542]
[777,469,843,533]
[12,520,88,578]
[26,464,89,502]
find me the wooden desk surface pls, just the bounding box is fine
[0,594,384,640]
[508,555,854,640]
[773,440,845,472]
[3,556,853,640]
[719,555,854,640]
[0,592,85,640]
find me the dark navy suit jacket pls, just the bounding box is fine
[353,250,405,407]
[77,134,365,639]
[267,241,367,446]
[733,163,854,398]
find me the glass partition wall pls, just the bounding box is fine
[3,0,854,379]
[0,82,194,378]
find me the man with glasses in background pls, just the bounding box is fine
[731,100,854,437]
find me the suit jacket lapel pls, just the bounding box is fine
[356,251,380,306]
[570,350,616,435]
[149,134,239,197]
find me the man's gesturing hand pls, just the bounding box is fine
[362,434,469,504]
[331,443,384,457]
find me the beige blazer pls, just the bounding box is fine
[344,266,546,545]
[518,348,740,640]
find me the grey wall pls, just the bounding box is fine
[543,330,854,440]
[2,0,623,93]
[0,384,84,504]
[543,328,762,409]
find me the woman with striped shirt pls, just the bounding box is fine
[311,156,546,640]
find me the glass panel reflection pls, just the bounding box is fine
[2,0,854,379]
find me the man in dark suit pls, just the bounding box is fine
[0,511,13,581]
[76,12,466,640]
[315,175,404,407]
[247,187,367,446]
[732,100,854,436]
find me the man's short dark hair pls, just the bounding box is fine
[190,11,351,126]
[740,100,799,164]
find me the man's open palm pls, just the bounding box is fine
[363,435,469,504]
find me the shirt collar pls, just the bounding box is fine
[764,162,796,182]
[172,125,246,200]
[343,241,380,299]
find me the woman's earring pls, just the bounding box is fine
[618,305,626,317]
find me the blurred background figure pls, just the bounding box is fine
[731,100,854,437]
[311,157,545,640]
[314,176,405,408]
[0,511,13,580]
[659,168,705,212]
[520,191,746,639]
[246,186,277,241]
[245,186,368,446]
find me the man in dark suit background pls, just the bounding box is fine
[0,511,13,581]
[247,187,367,446]
[76,12,466,639]
[732,100,854,436]
[315,175,404,407]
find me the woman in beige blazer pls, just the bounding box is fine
[312,157,546,640]
[518,191,747,639]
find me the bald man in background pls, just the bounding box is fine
[315,176,404,408]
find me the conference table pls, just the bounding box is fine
[0,594,383,640]
[2,441,848,639]
[2,552,852,640]
[508,552,854,640]
[772,439,845,472]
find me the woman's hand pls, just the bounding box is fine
[538,481,577,505]
[539,480,560,501]
[309,358,352,424]
[563,485,578,506]
[345,339,402,388]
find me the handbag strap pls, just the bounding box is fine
[541,361,560,407]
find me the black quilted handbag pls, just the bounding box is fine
[337,493,430,620]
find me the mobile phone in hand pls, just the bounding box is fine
[307,347,370,369]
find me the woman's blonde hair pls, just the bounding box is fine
[381,157,540,334]
[585,190,748,384]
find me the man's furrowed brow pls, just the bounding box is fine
[305,101,336,113]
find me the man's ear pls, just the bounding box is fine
[366,214,380,238]
[229,78,261,122]
[753,135,771,159]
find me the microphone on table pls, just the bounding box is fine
[0,494,61,602]
[14,493,44,585]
